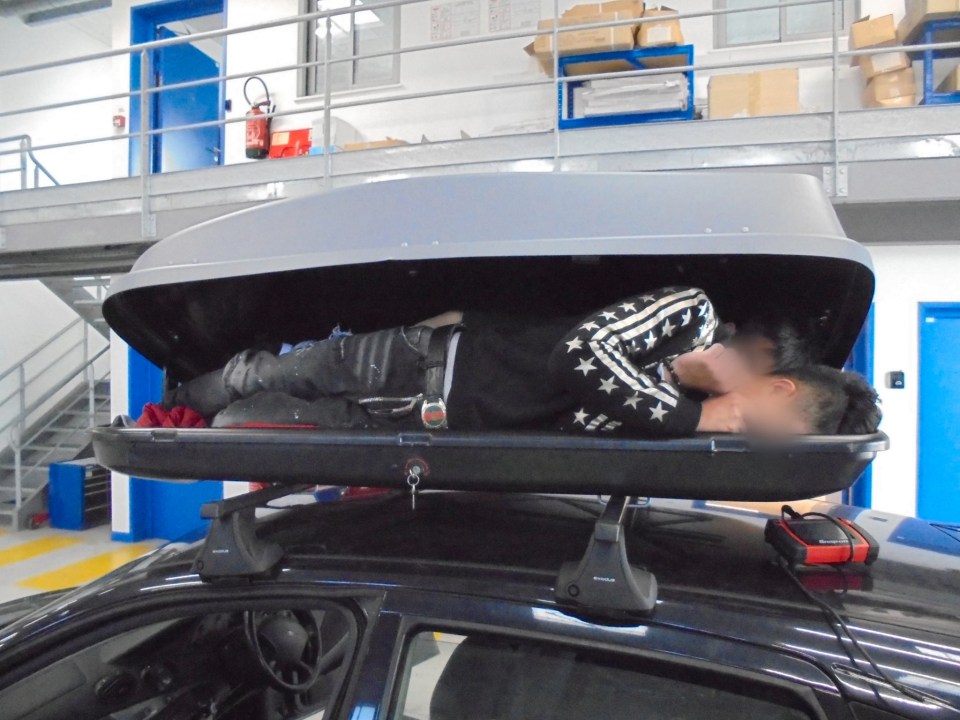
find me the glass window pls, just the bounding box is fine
[394,630,817,720]
[716,0,856,47]
[301,0,401,96]
[0,605,356,720]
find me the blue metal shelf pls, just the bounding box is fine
[557,45,695,130]
[906,18,960,105]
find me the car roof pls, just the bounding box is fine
[255,492,960,637]
[3,493,959,708]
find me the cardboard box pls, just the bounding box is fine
[562,0,644,17]
[529,9,640,75]
[638,6,683,47]
[849,15,898,50]
[863,68,917,107]
[343,139,408,151]
[937,63,960,92]
[864,93,917,108]
[898,0,960,43]
[750,67,800,116]
[708,68,800,119]
[708,74,751,119]
[858,51,911,79]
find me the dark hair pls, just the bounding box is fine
[777,365,881,435]
[736,317,818,372]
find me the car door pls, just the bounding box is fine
[348,588,859,720]
[0,584,384,720]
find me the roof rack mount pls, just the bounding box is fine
[555,495,658,617]
[193,484,312,582]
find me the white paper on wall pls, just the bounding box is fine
[430,0,483,41]
[488,0,541,32]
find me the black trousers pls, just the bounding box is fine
[166,326,433,428]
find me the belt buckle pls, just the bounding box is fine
[421,396,448,430]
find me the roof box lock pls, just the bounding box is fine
[555,496,657,618]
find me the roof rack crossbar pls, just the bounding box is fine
[193,483,312,582]
[555,495,658,617]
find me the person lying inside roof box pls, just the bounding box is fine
[162,286,881,437]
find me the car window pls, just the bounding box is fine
[394,631,817,720]
[0,604,356,720]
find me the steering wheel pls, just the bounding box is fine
[243,610,324,693]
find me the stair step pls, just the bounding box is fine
[24,444,84,453]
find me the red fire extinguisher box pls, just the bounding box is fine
[268,129,312,159]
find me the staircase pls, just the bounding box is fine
[0,379,110,529]
[0,317,110,530]
[41,276,111,339]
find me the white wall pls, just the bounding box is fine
[0,281,92,452]
[0,15,118,191]
[869,244,960,518]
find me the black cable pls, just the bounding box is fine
[776,557,929,704]
[776,506,928,704]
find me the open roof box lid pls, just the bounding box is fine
[93,172,886,501]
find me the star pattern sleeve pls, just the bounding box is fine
[547,287,719,437]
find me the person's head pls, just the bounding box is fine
[727,317,817,375]
[735,365,881,436]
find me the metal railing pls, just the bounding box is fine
[0,0,958,213]
[0,318,109,515]
[0,134,59,190]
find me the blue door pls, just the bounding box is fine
[918,304,960,524]
[152,25,223,172]
[129,0,224,175]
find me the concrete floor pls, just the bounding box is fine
[0,525,159,604]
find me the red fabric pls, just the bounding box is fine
[135,403,208,429]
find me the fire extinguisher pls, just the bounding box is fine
[243,76,273,159]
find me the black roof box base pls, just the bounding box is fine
[91,427,887,501]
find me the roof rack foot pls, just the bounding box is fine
[555,495,657,617]
[193,484,309,581]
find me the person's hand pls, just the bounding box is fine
[671,345,750,394]
[697,393,747,433]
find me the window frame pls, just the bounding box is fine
[713,0,859,49]
[298,0,402,98]
[0,587,375,707]
[383,615,833,720]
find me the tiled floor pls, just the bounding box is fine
[0,526,160,603]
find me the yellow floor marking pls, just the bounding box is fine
[17,543,156,592]
[0,535,83,567]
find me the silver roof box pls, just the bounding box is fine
[94,173,885,501]
[104,172,874,380]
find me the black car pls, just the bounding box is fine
[3,172,951,720]
[0,490,958,720]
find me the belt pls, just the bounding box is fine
[419,324,459,430]
[358,324,459,429]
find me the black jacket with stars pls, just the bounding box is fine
[547,286,718,437]
[445,286,719,437]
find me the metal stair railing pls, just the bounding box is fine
[0,319,110,517]
[0,134,59,190]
